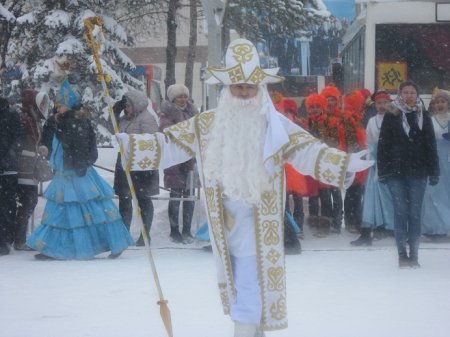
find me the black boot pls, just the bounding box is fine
[409,256,420,268]
[136,234,151,247]
[170,229,184,244]
[350,228,372,246]
[34,253,56,260]
[0,243,11,256]
[398,252,410,268]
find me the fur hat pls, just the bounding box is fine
[206,38,283,85]
[343,90,365,113]
[305,94,327,111]
[124,89,148,114]
[320,86,341,100]
[359,88,371,100]
[431,89,450,105]
[282,98,298,115]
[167,84,189,102]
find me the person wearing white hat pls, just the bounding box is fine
[159,83,199,243]
[115,38,373,337]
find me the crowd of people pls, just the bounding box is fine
[0,36,449,337]
[273,80,450,269]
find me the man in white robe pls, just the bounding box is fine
[116,38,373,337]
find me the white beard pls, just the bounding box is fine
[203,86,271,205]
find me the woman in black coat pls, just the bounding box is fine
[27,87,133,260]
[377,81,439,268]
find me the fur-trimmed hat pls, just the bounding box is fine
[206,38,283,85]
[431,88,450,104]
[343,90,365,113]
[305,93,327,111]
[320,86,341,100]
[167,84,189,102]
[124,89,149,114]
[282,98,298,115]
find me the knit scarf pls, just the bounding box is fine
[392,96,423,135]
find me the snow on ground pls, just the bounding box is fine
[1,148,450,337]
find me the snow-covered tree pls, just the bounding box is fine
[226,0,330,40]
[1,0,144,144]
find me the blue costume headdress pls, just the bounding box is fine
[55,78,80,109]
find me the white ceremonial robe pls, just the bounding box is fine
[119,106,350,331]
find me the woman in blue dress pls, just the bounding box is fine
[421,90,450,239]
[351,90,394,246]
[27,80,134,260]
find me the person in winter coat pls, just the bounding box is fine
[27,79,133,260]
[110,90,160,246]
[159,84,199,243]
[377,80,439,268]
[0,97,21,256]
[13,89,50,251]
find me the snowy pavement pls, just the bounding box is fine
[2,225,450,337]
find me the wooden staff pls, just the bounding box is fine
[83,16,173,337]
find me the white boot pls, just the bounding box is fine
[234,322,265,337]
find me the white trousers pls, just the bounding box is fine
[223,199,262,325]
[230,255,262,325]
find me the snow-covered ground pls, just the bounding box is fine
[1,148,450,337]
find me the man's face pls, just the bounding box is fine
[229,84,258,100]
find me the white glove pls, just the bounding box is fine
[113,133,130,150]
[113,133,130,168]
[347,150,374,172]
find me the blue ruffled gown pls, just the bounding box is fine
[27,136,134,259]
[361,115,394,230]
[421,126,450,235]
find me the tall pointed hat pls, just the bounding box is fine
[206,38,283,85]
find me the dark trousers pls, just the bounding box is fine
[330,188,343,230]
[118,195,154,235]
[0,175,18,245]
[308,188,333,218]
[344,184,364,231]
[168,188,195,235]
[15,184,38,245]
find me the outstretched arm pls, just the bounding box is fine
[285,131,373,190]
[115,117,197,172]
